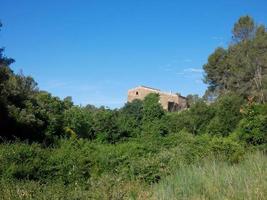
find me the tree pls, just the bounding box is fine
[0,21,15,67]
[121,99,143,121]
[118,99,144,137]
[204,16,267,103]
[203,47,228,94]
[142,93,164,122]
[206,94,244,136]
[63,106,94,139]
[186,94,202,107]
[186,101,215,135]
[0,22,75,143]
[236,103,267,145]
[232,15,256,42]
[93,109,122,143]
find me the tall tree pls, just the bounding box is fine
[0,21,72,143]
[232,15,256,42]
[204,16,267,103]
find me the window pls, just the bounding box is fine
[168,101,175,112]
[136,91,139,95]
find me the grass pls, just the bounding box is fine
[0,135,264,200]
[0,152,265,200]
[151,151,267,200]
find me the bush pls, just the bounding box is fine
[210,136,245,163]
[236,103,267,145]
[63,106,95,139]
[93,109,124,143]
[142,93,165,123]
[0,142,48,180]
[0,140,92,184]
[165,101,214,135]
[206,94,244,136]
[117,99,143,138]
[45,140,92,184]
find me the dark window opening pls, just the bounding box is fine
[168,102,175,112]
[168,101,180,112]
[136,91,139,95]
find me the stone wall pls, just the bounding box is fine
[127,86,187,111]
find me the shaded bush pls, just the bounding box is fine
[236,103,267,145]
[142,93,165,123]
[0,134,245,186]
[63,106,95,139]
[164,101,214,135]
[206,94,244,136]
[93,109,124,143]
[0,140,92,184]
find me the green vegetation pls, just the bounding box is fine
[204,16,267,103]
[0,134,247,199]
[152,152,267,200]
[0,16,266,199]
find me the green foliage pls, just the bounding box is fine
[186,94,202,107]
[166,101,214,135]
[63,106,95,139]
[141,119,169,137]
[0,69,43,141]
[0,143,47,181]
[118,99,143,137]
[93,109,124,143]
[0,140,91,184]
[206,94,244,136]
[0,133,245,185]
[232,15,256,42]
[204,16,267,103]
[152,152,267,200]
[121,99,143,121]
[0,16,266,200]
[187,101,215,134]
[34,91,72,143]
[236,103,267,145]
[209,136,245,163]
[0,151,264,200]
[44,140,92,184]
[142,93,165,122]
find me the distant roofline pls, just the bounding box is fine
[139,85,160,91]
[128,85,187,99]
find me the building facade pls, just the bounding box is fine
[127,86,187,111]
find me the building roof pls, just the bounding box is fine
[129,85,186,99]
[139,85,160,91]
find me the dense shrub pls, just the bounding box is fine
[236,103,267,145]
[93,109,125,143]
[206,94,244,136]
[142,93,165,123]
[0,141,91,184]
[164,101,214,135]
[44,140,92,184]
[0,143,48,180]
[63,106,95,139]
[0,134,245,187]
[117,99,143,137]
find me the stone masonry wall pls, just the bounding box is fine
[127,86,187,111]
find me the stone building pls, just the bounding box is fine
[127,86,187,111]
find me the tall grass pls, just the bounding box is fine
[0,152,265,200]
[0,137,264,200]
[152,151,267,200]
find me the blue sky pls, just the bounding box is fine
[1,0,267,108]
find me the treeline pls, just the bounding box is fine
[0,16,267,147]
[204,16,267,103]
